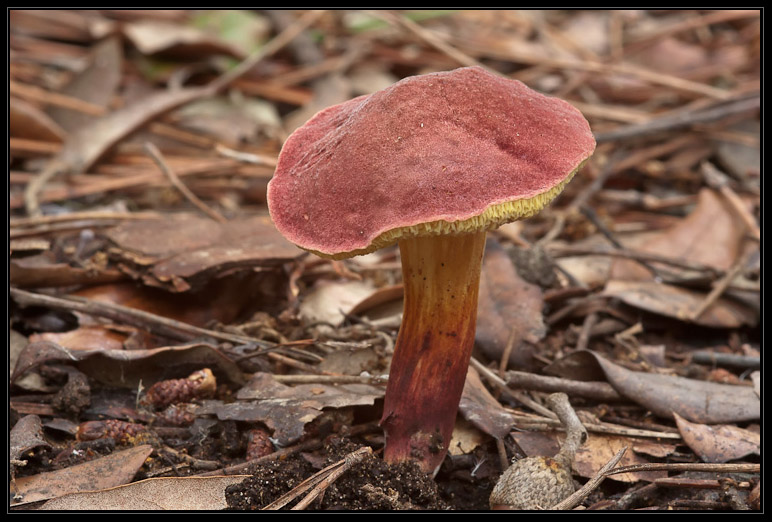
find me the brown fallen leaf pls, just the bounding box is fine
[54,86,215,177]
[205,372,383,446]
[30,324,150,353]
[10,97,66,142]
[448,418,486,457]
[11,444,153,506]
[545,350,760,424]
[10,415,50,464]
[11,340,246,389]
[10,252,126,289]
[603,279,757,328]
[46,36,123,133]
[299,279,377,326]
[512,431,665,483]
[609,189,746,282]
[673,412,760,463]
[106,213,303,292]
[123,20,246,59]
[458,366,516,440]
[39,475,248,510]
[476,238,546,369]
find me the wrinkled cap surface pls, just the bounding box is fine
[268,66,595,259]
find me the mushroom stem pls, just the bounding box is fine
[381,230,487,473]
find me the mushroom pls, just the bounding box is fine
[267,66,595,474]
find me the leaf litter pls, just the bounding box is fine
[10,9,759,511]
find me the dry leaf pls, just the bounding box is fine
[10,252,125,289]
[210,372,384,446]
[47,36,123,133]
[673,412,760,463]
[603,279,757,328]
[300,280,377,326]
[39,476,247,510]
[10,415,50,463]
[476,239,546,368]
[11,444,153,506]
[609,189,746,282]
[123,20,245,58]
[10,97,66,141]
[448,417,485,456]
[12,340,246,389]
[511,431,665,483]
[106,213,302,292]
[458,366,516,440]
[546,350,760,423]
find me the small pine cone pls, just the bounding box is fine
[77,419,148,445]
[490,393,587,510]
[245,428,275,461]
[156,403,197,427]
[489,455,575,510]
[144,368,216,409]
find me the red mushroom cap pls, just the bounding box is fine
[267,66,595,259]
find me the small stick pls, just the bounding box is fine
[575,312,598,352]
[372,10,487,71]
[605,462,759,477]
[214,144,278,168]
[9,210,160,228]
[505,370,621,402]
[550,446,628,510]
[9,287,274,349]
[470,358,555,418]
[701,162,760,240]
[690,250,753,321]
[144,142,227,223]
[548,244,722,277]
[497,327,518,377]
[595,94,759,143]
[272,374,387,385]
[546,393,587,469]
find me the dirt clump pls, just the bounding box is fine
[226,437,450,510]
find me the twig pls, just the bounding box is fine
[605,462,760,477]
[547,244,722,277]
[594,94,760,143]
[690,249,754,321]
[207,10,326,93]
[575,312,598,352]
[509,413,682,441]
[214,144,278,167]
[9,287,274,349]
[9,210,160,228]
[497,327,518,376]
[690,350,760,370]
[550,447,628,510]
[144,142,227,223]
[470,358,555,419]
[272,374,387,385]
[505,370,621,403]
[372,10,488,71]
[701,162,760,240]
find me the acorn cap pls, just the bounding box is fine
[267,66,595,259]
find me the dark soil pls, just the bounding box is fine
[226,437,493,511]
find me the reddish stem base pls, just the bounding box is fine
[380,231,486,474]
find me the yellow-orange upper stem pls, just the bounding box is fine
[380,230,486,474]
